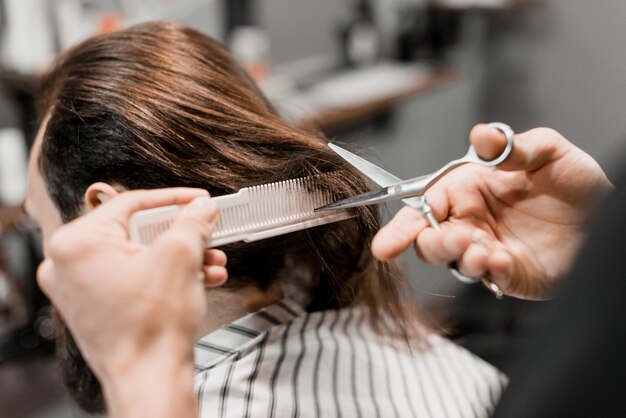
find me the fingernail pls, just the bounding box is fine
[182,196,217,219]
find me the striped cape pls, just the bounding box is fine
[194,298,506,418]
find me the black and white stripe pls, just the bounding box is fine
[194,298,506,418]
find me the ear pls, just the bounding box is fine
[84,182,120,211]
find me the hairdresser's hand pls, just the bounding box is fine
[37,188,227,418]
[372,125,613,300]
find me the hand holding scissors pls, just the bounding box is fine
[317,123,514,297]
[319,123,611,300]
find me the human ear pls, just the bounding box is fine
[84,182,120,211]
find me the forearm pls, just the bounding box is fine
[34,190,219,418]
[102,339,198,418]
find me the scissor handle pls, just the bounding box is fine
[415,122,513,297]
[418,196,504,298]
[406,122,515,197]
[463,122,515,167]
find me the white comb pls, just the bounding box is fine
[129,175,354,247]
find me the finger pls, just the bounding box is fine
[94,188,209,221]
[422,187,451,223]
[488,248,550,300]
[174,196,219,247]
[456,242,490,278]
[415,226,474,264]
[151,196,219,274]
[470,124,569,172]
[470,124,509,161]
[204,249,227,267]
[372,206,429,260]
[487,248,515,291]
[202,265,228,287]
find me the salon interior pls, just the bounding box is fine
[1,0,625,417]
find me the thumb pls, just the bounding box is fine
[470,124,569,172]
[150,196,219,272]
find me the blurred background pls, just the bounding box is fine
[1,0,625,417]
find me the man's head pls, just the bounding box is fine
[33,20,380,288]
[28,22,414,413]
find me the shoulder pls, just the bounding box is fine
[196,306,506,418]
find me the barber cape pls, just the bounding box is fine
[194,297,506,418]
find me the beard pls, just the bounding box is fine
[54,310,107,414]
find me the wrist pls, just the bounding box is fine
[102,336,197,418]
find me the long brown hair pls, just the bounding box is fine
[39,22,422,336]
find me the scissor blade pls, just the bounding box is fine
[322,142,424,211]
[328,143,401,187]
[316,186,393,211]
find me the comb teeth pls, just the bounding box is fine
[139,219,173,245]
[129,173,352,248]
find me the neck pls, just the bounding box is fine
[196,283,283,338]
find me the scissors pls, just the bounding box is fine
[316,122,515,298]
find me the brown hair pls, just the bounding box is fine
[39,21,422,334]
[39,21,426,414]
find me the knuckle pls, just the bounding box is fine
[530,127,564,143]
[388,222,411,243]
[116,190,144,210]
[48,225,95,262]
[415,232,438,264]
[188,215,216,240]
[35,261,54,294]
[165,232,198,258]
[389,215,421,243]
[48,230,77,260]
[184,214,211,230]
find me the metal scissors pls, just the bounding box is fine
[316,122,515,298]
